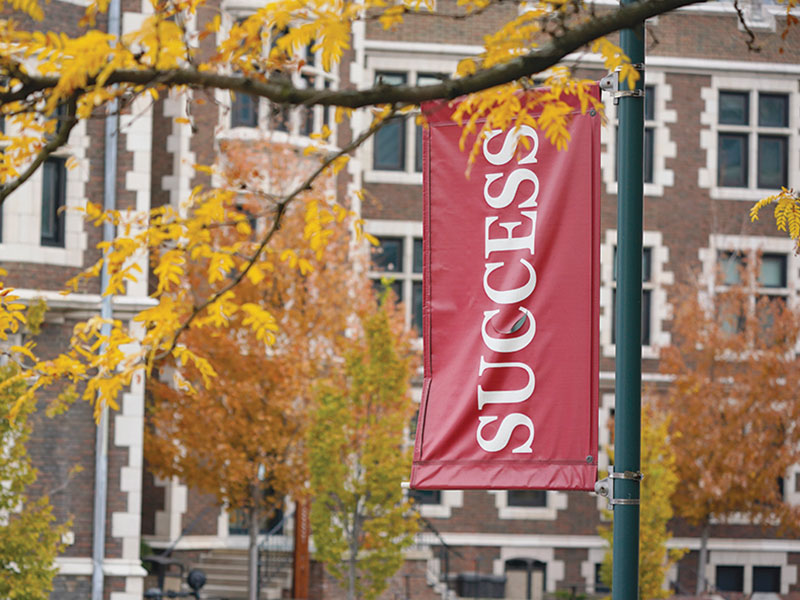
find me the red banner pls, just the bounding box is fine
[410,88,600,491]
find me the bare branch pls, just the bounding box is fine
[733,0,761,52]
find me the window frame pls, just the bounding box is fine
[701,75,798,201]
[0,111,88,266]
[40,156,67,248]
[601,230,673,359]
[362,54,458,184]
[223,23,338,142]
[602,70,676,198]
[366,220,424,335]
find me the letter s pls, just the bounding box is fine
[482,127,539,166]
[477,414,534,453]
[483,168,539,209]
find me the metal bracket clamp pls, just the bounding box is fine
[598,65,646,105]
[594,468,644,508]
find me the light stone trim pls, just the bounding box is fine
[119,93,153,298]
[418,491,464,519]
[153,476,188,542]
[494,547,564,593]
[162,92,197,216]
[601,70,677,198]
[110,323,146,598]
[581,547,608,595]
[490,490,567,521]
[600,229,673,359]
[0,120,89,267]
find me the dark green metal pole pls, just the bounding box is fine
[612,6,645,600]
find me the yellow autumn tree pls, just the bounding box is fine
[599,404,686,600]
[0,0,796,421]
[0,0,786,412]
[145,138,367,600]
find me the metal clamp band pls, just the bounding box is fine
[608,471,644,482]
[609,498,640,506]
[594,469,644,509]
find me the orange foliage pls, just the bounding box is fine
[145,139,370,513]
[660,266,800,531]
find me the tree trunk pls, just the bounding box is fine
[695,522,710,596]
[347,538,358,600]
[248,501,260,600]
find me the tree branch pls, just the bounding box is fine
[0,97,79,204]
[0,0,704,110]
[152,107,400,362]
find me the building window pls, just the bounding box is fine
[716,248,791,334]
[701,76,797,200]
[718,90,789,189]
[602,230,672,359]
[493,489,566,520]
[40,157,66,247]
[615,85,655,184]
[594,564,610,594]
[367,69,447,181]
[226,31,336,138]
[507,490,547,508]
[716,565,745,592]
[701,236,800,346]
[231,93,259,128]
[368,229,423,334]
[602,71,676,198]
[753,566,782,593]
[611,245,653,346]
[409,489,442,505]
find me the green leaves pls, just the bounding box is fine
[0,365,69,600]
[308,300,418,600]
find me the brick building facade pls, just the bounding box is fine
[2,0,800,598]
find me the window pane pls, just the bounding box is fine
[413,238,423,273]
[718,133,748,187]
[595,564,611,594]
[759,93,789,127]
[719,91,749,125]
[758,135,788,189]
[611,288,652,346]
[231,93,258,127]
[753,566,781,593]
[644,85,655,121]
[760,253,787,287]
[409,489,441,505]
[416,73,442,86]
[372,237,403,271]
[373,117,406,171]
[41,157,66,247]
[412,281,423,334]
[372,278,403,303]
[643,127,654,184]
[642,247,652,282]
[716,566,744,592]
[719,250,744,285]
[270,103,290,132]
[612,247,652,282]
[507,490,547,507]
[376,72,406,87]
